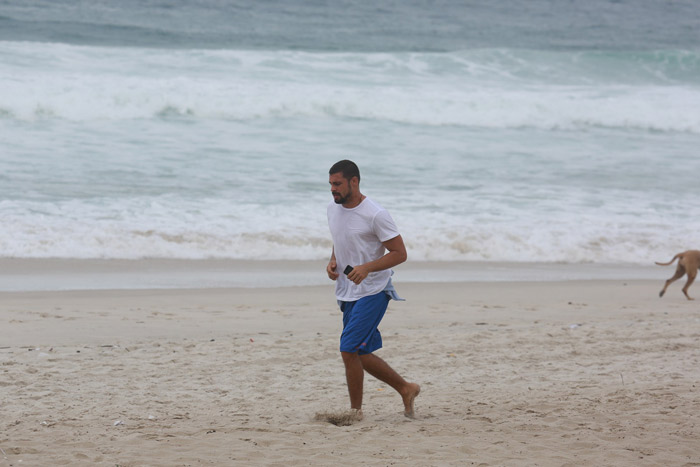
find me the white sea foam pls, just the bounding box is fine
[0,218,694,264]
[1,43,700,133]
[3,42,700,265]
[1,191,698,264]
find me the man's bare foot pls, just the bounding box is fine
[349,408,364,421]
[402,383,420,418]
[314,408,363,426]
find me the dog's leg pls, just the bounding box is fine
[660,265,686,297]
[682,269,696,300]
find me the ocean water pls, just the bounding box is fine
[2,0,700,265]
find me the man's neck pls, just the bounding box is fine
[342,193,365,209]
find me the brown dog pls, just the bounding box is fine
[656,250,700,300]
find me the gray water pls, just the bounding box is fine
[1,0,699,264]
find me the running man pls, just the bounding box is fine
[326,159,420,419]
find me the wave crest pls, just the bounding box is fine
[1,43,700,133]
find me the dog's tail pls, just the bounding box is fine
[655,254,681,266]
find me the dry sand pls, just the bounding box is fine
[1,270,700,466]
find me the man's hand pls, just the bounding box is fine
[347,264,370,285]
[327,259,339,281]
[342,235,406,286]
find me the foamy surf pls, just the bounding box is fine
[2,1,700,268]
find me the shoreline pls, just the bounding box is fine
[0,278,674,348]
[0,258,665,292]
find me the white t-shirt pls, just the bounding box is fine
[327,197,400,301]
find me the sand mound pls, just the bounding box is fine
[314,409,363,426]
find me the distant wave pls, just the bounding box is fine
[1,81,698,134]
[2,0,699,52]
[1,43,700,133]
[0,14,207,49]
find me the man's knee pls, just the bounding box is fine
[358,352,376,363]
[341,350,359,364]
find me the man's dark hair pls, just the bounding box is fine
[329,159,360,182]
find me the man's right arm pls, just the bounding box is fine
[326,247,339,281]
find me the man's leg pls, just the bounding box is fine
[359,353,421,418]
[341,351,364,410]
[338,292,387,413]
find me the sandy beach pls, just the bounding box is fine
[1,262,699,466]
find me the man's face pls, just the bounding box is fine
[329,172,353,205]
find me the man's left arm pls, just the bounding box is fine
[346,235,407,285]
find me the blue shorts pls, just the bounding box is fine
[339,291,390,355]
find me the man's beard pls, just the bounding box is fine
[333,188,351,204]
